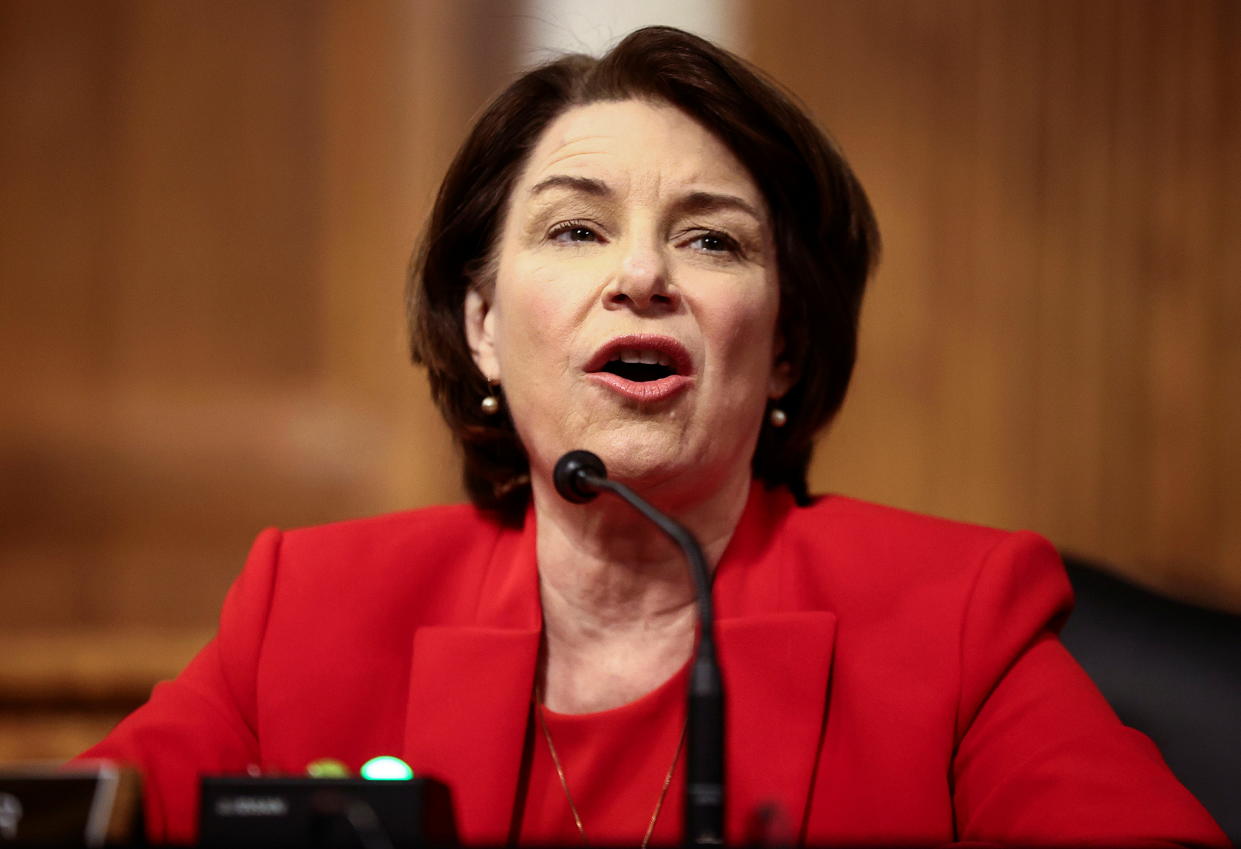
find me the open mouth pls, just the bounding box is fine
[600,350,678,382]
[584,335,693,403]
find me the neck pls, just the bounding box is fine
[530,463,752,712]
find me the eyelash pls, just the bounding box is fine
[547,220,744,259]
[547,219,601,244]
[685,230,743,258]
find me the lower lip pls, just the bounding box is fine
[586,372,692,403]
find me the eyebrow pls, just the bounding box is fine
[527,176,765,224]
[529,175,612,198]
[673,191,764,224]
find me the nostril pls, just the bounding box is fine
[602,282,675,309]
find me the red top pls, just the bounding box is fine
[80,484,1228,847]
[517,664,689,846]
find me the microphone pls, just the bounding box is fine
[552,449,607,504]
[552,450,725,846]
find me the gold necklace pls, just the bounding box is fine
[533,687,688,848]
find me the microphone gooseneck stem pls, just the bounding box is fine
[572,467,726,846]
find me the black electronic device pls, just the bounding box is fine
[198,775,457,849]
[0,761,141,847]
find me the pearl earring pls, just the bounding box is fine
[481,394,501,415]
[768,407,787,428]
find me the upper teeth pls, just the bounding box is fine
[619,348,673,367]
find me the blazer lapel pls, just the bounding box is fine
[403,516,542,845]
[720,611,837,842]
[404,625,539,845]
[714,484,837,840]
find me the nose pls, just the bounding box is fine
[602,241,678,313]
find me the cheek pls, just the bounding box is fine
[493,258,581,375]
[708,283,781,372]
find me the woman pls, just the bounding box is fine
[83,26,1225,847]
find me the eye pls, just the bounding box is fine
[686,230,743,257]
[548,219,603,244]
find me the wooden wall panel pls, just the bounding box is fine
[749,0,1241,609]
[0,0,516,759]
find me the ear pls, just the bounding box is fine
[768,330,796,399]
[769,357,795,400]
[464,286,500,382]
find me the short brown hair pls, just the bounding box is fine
[409,25,879,523]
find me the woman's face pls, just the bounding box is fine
[466,99,790,502]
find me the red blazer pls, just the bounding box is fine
[82,484,1226,846]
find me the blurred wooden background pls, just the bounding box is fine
[756,0,1241,607]
[1,0,1237,761]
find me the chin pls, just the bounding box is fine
[579,429,679,478]
[588,433,731,504]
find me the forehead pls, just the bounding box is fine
[515,99,763,204]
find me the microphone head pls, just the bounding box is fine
[553,450,607,503]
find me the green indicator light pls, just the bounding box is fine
[360,756,414,781]
[306,758,350,778]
